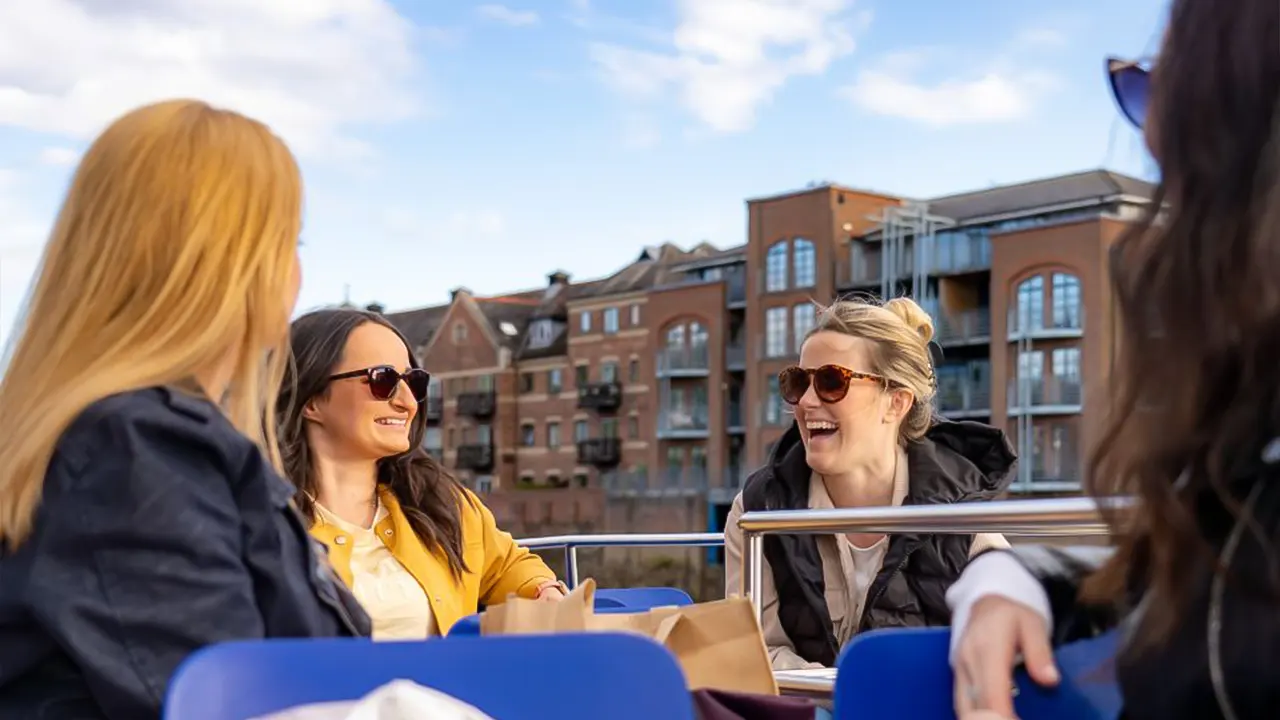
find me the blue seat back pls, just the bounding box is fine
[447,586,694,635]
[165,633,694,720]
[594,587,694,609]
[834,627,1118,719]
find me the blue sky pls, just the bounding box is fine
[0,0,1168,345]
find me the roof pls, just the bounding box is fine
[925,169,1154,224]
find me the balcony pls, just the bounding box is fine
[1007,307,1084,340]
[726,399,745,431]
[600,468,708,498]
[577,382,622,412]
[707,466,748,504]
[1009,426,1082,493]
[930,229,992,275]
[456,390,495,419]
[455,443,494,472]
[576,437,621,467]
[424,395,443,423]
[656,344,710,376]
[657,403,710,438]
[936,373,991,418]
[836,244,884,288]
[726,337,746,370]
[1007,376,1083,415]
[935,309,991,346]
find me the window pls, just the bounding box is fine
[765,375,782,424]
[428,377,442,400]
[546,422,561,448]
[792,303,815,353]
[519,372,535,393]
[475,476,493,493]
[423,427,442,450]
[575,364,589,387]
[548,368,563,394]
[666,323,686,349]
[601,361,619,383]
[520,423,535,447]
[765,242,788,292]
[793,239,816,288]
[603,307,619,334]
[476,374,494,391]
[547,473,562,488]
[1051,273,1082,329]
[628,416,639,439]
[628,358,639,383]
[689,321,708,348]
[765,307,788,358]
[526,318,556,349]
[666,446,685,472]
[579,310,592,333]
[630,303,641,326]
[1012,350,1045,408]
[476,424,492,445]
[1014,275,1044,333]
[573,473,590,488]
[452,321,467,344]
[601,418,618,437]
[574,420,589,442]
[1051,348,1081,382]
[691,445,707,473]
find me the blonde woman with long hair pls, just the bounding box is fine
[0,100,370,720]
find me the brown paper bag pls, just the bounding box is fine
[479,579,778,696]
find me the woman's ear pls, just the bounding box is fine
[885,388,915,424]
[301,396,325,425]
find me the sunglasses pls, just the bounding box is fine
[1107,56,1150,130]
[778,365,891,405]
[328,365,431,403]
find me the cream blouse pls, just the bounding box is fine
[314,501,437,641]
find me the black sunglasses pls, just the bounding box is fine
[328,365,430,403]
[1107,56,1150,130]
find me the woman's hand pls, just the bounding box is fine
[535,582,566,601]
[952,595,1059,719]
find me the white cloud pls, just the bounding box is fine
[591,0,870,134]
[477,4,539,27]
[0,0,423,157]
[0,170,50,345]
[842,29,1063,127]
[38,146,79,166]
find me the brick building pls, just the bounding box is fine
[379,169,1153,540]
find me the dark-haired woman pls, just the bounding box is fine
[949,1,1280,718]
[278,309,564,640]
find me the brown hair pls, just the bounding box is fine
[1083,0,1280,646]
[277,308,474,578]
[0,100,300,548]
[807,296,937,441]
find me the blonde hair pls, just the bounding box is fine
[807,296,937,441]
[0,100,302,547]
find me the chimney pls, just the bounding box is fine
[450,286,471,301]
[547,270,571,287]
[364,302,386,315]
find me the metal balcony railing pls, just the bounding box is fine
[935,309,992,345]
[1008,376,1083,412]
[456,391,496,418]
[656,344,710,375]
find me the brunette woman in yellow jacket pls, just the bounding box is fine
[277,309,565,639]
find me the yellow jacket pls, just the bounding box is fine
[309,486,557,635]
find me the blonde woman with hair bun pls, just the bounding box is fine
[0,100,370,720]
[725,295,1015,670]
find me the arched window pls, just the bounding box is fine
[1013,275,1044,333]
[665,323,686,349]
[793,239,816,288]
[1051,272,1082,329]
[765,241,788,292]
[688,321,708,347]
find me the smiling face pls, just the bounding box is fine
[304,322,418,460]
[794,331,914,474]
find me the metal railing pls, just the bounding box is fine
[518,532,725,588]
[737,497,1128,619]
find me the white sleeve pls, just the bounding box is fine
[945,551,1053,665]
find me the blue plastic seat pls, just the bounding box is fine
[447,586,695,635]
[165,633,694,720]
[833,627,1120,719]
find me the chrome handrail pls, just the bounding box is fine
[738,496,1131,619]
[517,532,725,588]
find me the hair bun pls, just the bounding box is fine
[883,297,935,345]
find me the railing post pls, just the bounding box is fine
[741,530,764,619]
[565,545,580,589]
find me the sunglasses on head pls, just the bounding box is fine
[328,365,431,403]
[1107,56,1150,130]
[778,364,891,405]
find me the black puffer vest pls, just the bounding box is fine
[741,418,1016,666]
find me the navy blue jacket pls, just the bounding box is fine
[0,387,371,719]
